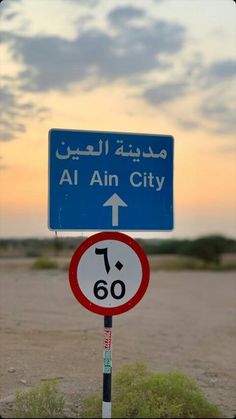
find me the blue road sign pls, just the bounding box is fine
[49,129,174,231]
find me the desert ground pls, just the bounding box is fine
[0,257,235,418]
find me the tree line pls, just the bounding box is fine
[138,235,236,264]
[0,235,236,264]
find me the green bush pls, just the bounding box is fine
[179,235,235,264]
[80,363,222,418]
[149,255,236,271]
[14,380,65,418]
[31,258,58,270]
[155,257,206,271]
[25,249,42,258]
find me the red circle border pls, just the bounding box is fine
[69,232,150,316]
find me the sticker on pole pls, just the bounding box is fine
[69,232,150,316]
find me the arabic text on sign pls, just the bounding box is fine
[56,139,167,163]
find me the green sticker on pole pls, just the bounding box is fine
[103,351,112,374]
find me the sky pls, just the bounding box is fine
[0,0,235,239]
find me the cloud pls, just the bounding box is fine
[1,0,21,7]
[208,59,236,80]
[176,119,199,131]
[3,11,18,20]
[201,59,236,90]
[199,97,236,135]
[141,55,236,135]
[193,59,236,134]
[1,11,185,92]
[1,3,234,137]
[0,0,22,18]
[0,86,26,141]
[0,85,48,141]
[142,82,186,105]
[108,6,145,26]
[0,4,183,140]
[173,86,235,136]
[0,155,8,170]
[65,0,98,5]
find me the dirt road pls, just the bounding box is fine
[0,259,235,417]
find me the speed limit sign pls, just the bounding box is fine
[69,232,150,316]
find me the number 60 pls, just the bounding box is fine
[93,280,126,300]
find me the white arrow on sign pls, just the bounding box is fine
[103,193,128,226]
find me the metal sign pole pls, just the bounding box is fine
[68,233,150,418]
[102,315,112,418]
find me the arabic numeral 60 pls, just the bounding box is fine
[93,280,126,300]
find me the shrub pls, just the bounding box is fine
[31,258,58,270]
[14,380,65,418]
[179,235,235,264]
[80,362,222,418]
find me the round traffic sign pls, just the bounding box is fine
[69,232,150,316]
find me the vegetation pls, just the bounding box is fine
[80,362,222,418]
[178,235,236,264]
[149,256,236,271]
[1,235,235,257]
[14,380,65,418]
[138,235,236,262]
[31,257,58,270]
[0,237,84,258]
[1,235,236,270]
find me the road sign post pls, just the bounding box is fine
[49,129,174,231]
[103,316,112,419]
[69,232,150,418]
[50,128,174,418]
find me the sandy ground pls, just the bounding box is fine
[0,258,235,418]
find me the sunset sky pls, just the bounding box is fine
[0,0,235,239]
